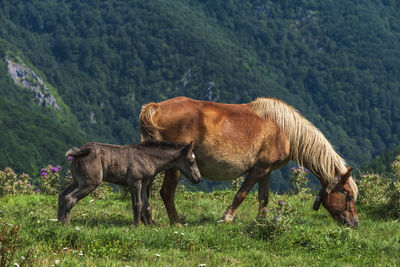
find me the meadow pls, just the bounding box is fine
[1,160,400,266]
[1,186,399,266]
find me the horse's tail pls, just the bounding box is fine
[66,147,91,158]
[139,102,164,142]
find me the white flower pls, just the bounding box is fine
[180,233,185,236]
[55,259,60,265]
[14,263,20,267]
[155,253,161,257]
[198,264,206,267]
[78,251,83,256]
[49,218,58,222]
[174,231,178,234]
[75,226,80,231]
[89,199,94,203]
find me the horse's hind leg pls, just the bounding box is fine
[221,167,270,222]
[62,184,98,224]
[258,172,271,214]
[160,168,181,226]
[58,182,78,223]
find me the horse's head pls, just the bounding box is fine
[313,166,359,227]
[177,142,202,184]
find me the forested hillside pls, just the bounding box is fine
[0,0,400,190]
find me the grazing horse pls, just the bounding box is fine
[139,96,359,227]
[57,140,201,225]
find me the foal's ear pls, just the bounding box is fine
[181,141,194,155]
[340,166,353,184]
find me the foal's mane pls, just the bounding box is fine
[249,98,357,195]
[139,140,187,150]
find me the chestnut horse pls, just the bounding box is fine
[139,96,359,227]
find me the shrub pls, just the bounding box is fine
[0,167,32,196]
[38,164,62,195]
[289,166,311,195]
[358,155,400,218]
[250,198,294,240]
[231,175,245,191]
[357,173,391,206]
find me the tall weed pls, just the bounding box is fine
[0,167,32,196]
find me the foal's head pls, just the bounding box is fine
[313,166,359,227]
[176,142,201,184]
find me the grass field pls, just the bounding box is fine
[1,190,399,266]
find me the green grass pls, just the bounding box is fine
[1,191,399,266]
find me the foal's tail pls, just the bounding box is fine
[66,147,91,158]
[139,102,164,142]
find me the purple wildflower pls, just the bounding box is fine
[274,216,281,221]
[57,165,62,171]
[68,156,73,161]
[41,168,46,172]
[35,189,39,193]
[291,167,296,171]
[52,167,58,173]
[305,169,310,173]
[41,172,47,176]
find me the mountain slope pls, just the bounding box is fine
[0,0,399,189]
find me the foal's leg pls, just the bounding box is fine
[140,177,154,225]
[258,172,272,213]
[221,167,270,222]
[160,168,181,225]
[57,182,78,223]
[128,180,143,225]
[62,183,98,224]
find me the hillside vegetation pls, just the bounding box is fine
[0,0,400,189]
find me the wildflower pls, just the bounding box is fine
[180,233,185,236]
[155,253,161,257]
[75,226,81,231]
[55,259,60,265]
[199,264,207,267]
[291,167,296,171]
[68,156,73,161]
[89,199,94,203]
[41,172,47,176]
[49,218,58,222]
[13,263,20,267]
[305,168,310,173]
[274,216,281,221]
[57,165,62,171]
[278,199,285,205]
[52,167,58,173]
[41,168,46,172]
[78,251,83,256]
[174,231,178,234]
[35,189,39,193]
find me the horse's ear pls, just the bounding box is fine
[313,195,321,211]
[340,166,353,184]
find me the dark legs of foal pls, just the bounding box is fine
[57,183,99,224]
[160,168,182,225]
[221,168,270,222]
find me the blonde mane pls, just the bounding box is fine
[249,97,358,198]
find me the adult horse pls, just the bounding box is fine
[139,96,359,227]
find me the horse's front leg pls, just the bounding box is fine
[160,168,181,226]
[258,172,271,214]
[222,167,270,222]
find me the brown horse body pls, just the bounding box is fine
[140,96,359,226]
